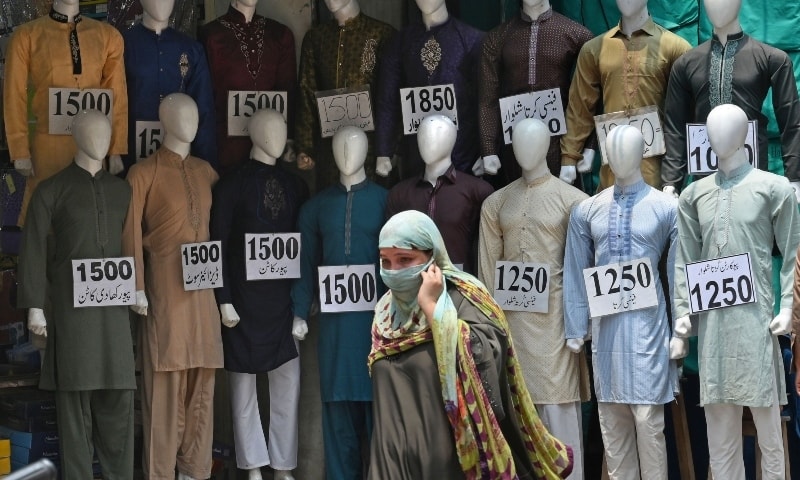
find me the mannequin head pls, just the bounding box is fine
[706,104,748,161]
[159,93,199,144]
[324,0,360,25]
[333,127,368,176]
[512,119,550,180]
[606,125,644,184]
[415,0,448,28]
[141,0,175,24]
[704,0,741,29]
[418,115,456,166]
[72,110,111,161]
[616,0,647,17]
[232,0,258,7]
[52,0,80,16]
[249,109,287,163]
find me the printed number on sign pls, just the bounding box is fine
[244,233,301,280]
[581,258,658,317]
[684,253,756,314]
[182,243,220,265]
[247,236,299,261]
[135,121,163,160]
[404,86,455,114]
[75,259,134,282]
[231,92,286,117]
[493,261,550,313]
[72,257,136,307]
[588,262,652,297]
[49,88,114,135]
[318,265,378,313]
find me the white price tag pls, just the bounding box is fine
[684,253,756,315]
[498,88,566,144]
[594,106,665,163]
[181,241,223,291]
[244,233,301,280]
[493,261,550,313]
[318,264,378,313]
[400,84,458,135]
[582,258,658,317]
[72,257,136,308]
[686,121,758,174]
[48,88,114,135]
[315,85,374,138]
[227,91,288,136]
[135,121,163,161]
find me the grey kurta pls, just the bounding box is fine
[18,162,136,391]
[675,163,800,406]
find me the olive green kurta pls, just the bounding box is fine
[18,162,135,391]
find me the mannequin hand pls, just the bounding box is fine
[376,156,393,177]
[108,155,124,175]
[669,337,688,359]
[471,157,485,176]
[769,307,792,335]
[483,155,501,175]
[790,181,800,204]
[673,315,692,338]
[663,185,678,199]
[131,290,148,316]
[577,149,595,173]
[220,304,240,328]
[292,316,308,340]
[280,140,297,163]
[565,338,584,353]
[418,263,444,314]
[297,153,315,170]
[14,158,33,177]
[559,165,577,184]
[27,308,46,337]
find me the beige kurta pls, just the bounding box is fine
[122,147,223,372]
[478,174,590,404]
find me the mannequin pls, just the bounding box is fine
[671,104,800,479]
[475,0,593,187]
[374,0,484,179]
[561,0,691,191]
[199,0,297,175]
[295,0,394,190]
[123,0,216,173]
[661,0,800,200]
[564,125,678,479]
[210,109,308,480]
[385,115,493,270]
[3,0,128,223]
[478,118,589,480]
[122,93,223,480]
[291,126,387,479]
[18,110,136,480]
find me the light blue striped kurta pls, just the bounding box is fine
[564,180,678,404]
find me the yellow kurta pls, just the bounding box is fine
[478,174,590,404]
[3,14,128,222]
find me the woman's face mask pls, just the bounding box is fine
[380,258,434,297]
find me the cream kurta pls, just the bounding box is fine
[478,174,589,403]
[4,14,128,221]
[122,147,223,371]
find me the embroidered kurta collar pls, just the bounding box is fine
[50,9,83,75]
[610,17,657,38]
[524,172,553,187]
[520,8,553,23]
[712,30,745,44]
[613,178,648,196]
[226,5,252,24]
[716,162,752,185]
[337,177,369,192]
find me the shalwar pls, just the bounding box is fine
[597,403,667,480]
[537,402,584,480]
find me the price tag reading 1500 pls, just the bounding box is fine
[684,253,756,315]
[244,233,301,280]
[582,258,658,318]
[315,85,374,138]
[181,241,223,291]
[72,257,136,307]
[227,91,288,136]
[318,265,377,313]
[49,88,114,135]
[493,261,550,313]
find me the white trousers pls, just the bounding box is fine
[228,354,301,470]
[597,403,667,480]
[705,374,784,480]
[537,402,584,480]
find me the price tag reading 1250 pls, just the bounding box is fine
[49,88,114,135]
[227,91,288,136]
[593,106,665,163]
[582,258,658,318]
[181,241,223,291]
[318,265,377,313]
[72,257,136,308]
[493,261,550,313]
[684,253,756,315]
[244,233,301,281]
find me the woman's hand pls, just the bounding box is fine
[418,263,443,319]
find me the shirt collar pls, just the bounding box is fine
[610,17,657,38]
[715,161,753,184]
[424,16,453,35]
[339,13,365,31]
[520,7,553,23]
[336,178,369,192]
[613,178,648,196]
[416,164,457,186]
[49,8,82,24]
[226,5,251,24]
[157,146,188,167]
[712,30,745,44]
[524,173,553,187]
[70,161,106,179]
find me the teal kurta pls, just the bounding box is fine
[675,163,800,407]
[18,162,136,391]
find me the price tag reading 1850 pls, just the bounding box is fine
[582,258,658,318]
[315,85,374,138]
[400,84,458,135]
[684,253,756,315]
[181,241,223,291]
[49,88,114,135]
[493,261,550,313]
[244,233,301,280]
[135,121,163,161]
[72,257,136,308]
[685,121,758,175]
[594,106,665,163]
[498,88,566,144]
[318,265,378,313]
[227,91,288,136]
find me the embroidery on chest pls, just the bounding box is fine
[262,178,287,220]
[360,38,378,76]
[420,37,442,77]
[219,17,267,79]
[179,52,190,92]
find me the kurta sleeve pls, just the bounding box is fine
[662,58,692,190]
[291,199,320,321]
[560,42,601,166]
[17,184,53,309]
[477,192,503,290]
[102,26,129,156]
[477,27,504,159]
[122,164,150,291]
[375,31,403,159]
[665,203,679,320]
[210,176,237,305]
[673,187,702,320]
[792,247,800,335]
[188,42,218,168]
[3,26,31,161]
[771,182,800,310]
[384,187,401,220]
[563,202,593,339]
[295,30,318,158]
[769,51,800,183]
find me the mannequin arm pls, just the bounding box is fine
[577,149,595,173]
[669,337,688,359]
[108,155,124,175]
[292,316,308,340]
[130,290,148,316]
[673,315,692,338]
[280,139,296,163]
[376,156,393,177]
[27,308,46,337]
[471,157,485,176]
[565,338,584,353]
[559,165,576,184]
[769,307,792,335]
[219,303,240,328]
[297,153,315,170]
[14,158,33,177]
[481,155,501,176]
[790,182,800,204]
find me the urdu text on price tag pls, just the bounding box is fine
[582,257,658,318]
[492,261,550,313]
[684,252,756,315]
[244,233,301,281]
[315,85,374,138]
[498,88,566,144]
[72,257,136,308]
[181,241,223,291]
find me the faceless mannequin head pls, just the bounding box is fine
[72,110,111,161]
[232,0,258,7]
[615,0,647,17]
[54,0,80,7]
[418,115,457,166]
[606,125,644,182]
[512,119,549,173]
[704,0,741,29]
[325,0,354,14]
[249,109,287,160]
[159,93,199,144]
[141,0,175,23]
[415,0,446,16]
[706,104,748,160]
[522,0,549,9]
[333,127,368,176]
